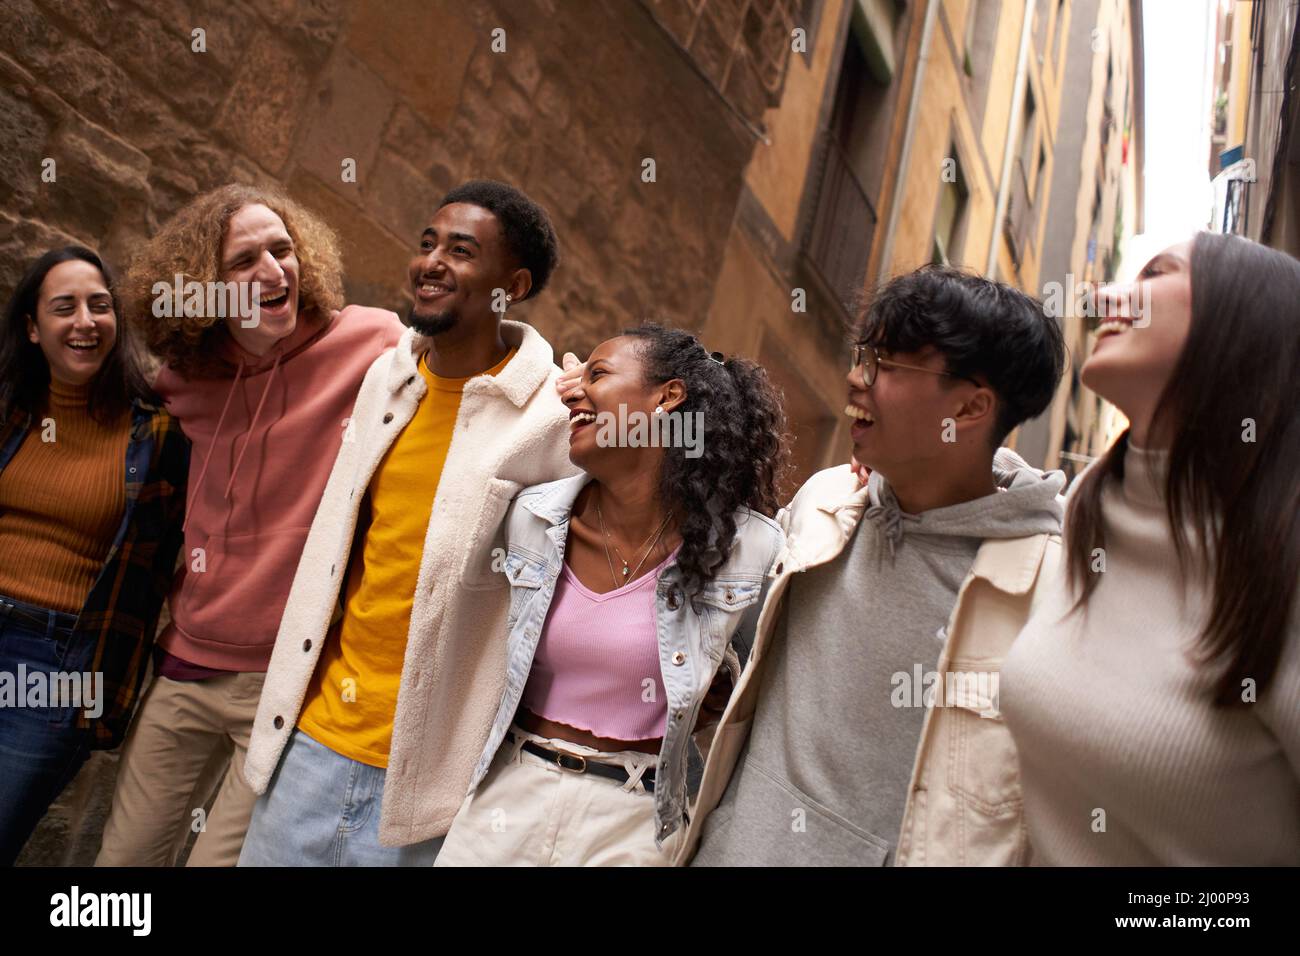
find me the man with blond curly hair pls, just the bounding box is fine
[95,184,403,867]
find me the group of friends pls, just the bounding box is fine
[0,177,1295,867]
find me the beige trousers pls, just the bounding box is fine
[95,671,265,867]
[436,726,683,867]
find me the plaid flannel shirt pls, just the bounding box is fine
[0,400,189,748]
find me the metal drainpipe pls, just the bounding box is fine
[986,0,1037,276]
[875,0,941,283]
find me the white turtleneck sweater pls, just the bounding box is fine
[1001,444,1299,865]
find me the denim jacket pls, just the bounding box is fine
[466,473,784,846]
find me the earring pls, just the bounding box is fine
[505,294,513,302]
[654,405,664,415]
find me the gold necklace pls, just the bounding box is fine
[594,487,673,589]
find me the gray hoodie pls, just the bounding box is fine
[691,450,1064,866]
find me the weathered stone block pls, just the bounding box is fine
[295,50,393,203]
[214,31,312,174]
[0,211,88,300]
[364,151,446,249]
[3,0,64,77]
[343,0,475,129]
[290,169,409,312]
[36,0,124,51]
[108,9,229,117]
[0,86,49,213]
[501,33,541,96]
[383,102,438,171]
[43,40,136,131]
[244,0,343,67]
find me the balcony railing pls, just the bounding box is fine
[805,134,878,316]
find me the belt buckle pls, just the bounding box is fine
[553,750,587,773]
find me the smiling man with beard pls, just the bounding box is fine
[239,180,576,865]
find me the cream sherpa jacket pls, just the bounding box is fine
[243,319,576,846]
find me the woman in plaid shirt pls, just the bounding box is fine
[0,246,188,865]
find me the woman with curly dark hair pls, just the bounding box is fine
[435,324,788,866]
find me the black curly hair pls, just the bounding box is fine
[857,264,1065,445]
[621,324,789,599]
[440,180,560,298]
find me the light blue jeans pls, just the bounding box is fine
[237,729,443,866]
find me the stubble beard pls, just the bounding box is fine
[407,305,457,338]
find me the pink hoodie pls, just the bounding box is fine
[154,305,403,671]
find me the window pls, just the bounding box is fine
[1019,84,1038,179]
[933,148,970,266]
[803,17,898,312]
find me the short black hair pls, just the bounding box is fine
[439,180,559,299]
[857,265,1066,445]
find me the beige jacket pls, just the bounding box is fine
[675,461,1062,866]
[243,319,576,846]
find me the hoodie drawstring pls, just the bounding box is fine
[864,501,905,561]
[182,358,245,534]
[223,351,282,500]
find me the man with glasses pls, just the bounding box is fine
[678,265,1068,866]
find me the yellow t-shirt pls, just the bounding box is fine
[297,347,516,767]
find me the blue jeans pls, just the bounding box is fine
[238,729,443,866]
[0,595,95,865]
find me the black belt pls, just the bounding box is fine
[0,597,78,634]
[516,738,656,793]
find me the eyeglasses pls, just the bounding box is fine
[850,342,975,387]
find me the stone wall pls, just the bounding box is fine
[2,0,802,358]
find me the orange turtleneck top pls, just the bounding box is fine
[0,378,130,614]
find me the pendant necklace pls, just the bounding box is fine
[594,486,673,589]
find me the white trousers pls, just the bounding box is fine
[436,726,682,867]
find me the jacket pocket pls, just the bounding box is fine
[694,579,763,662]
[502,549,546,635]
[943,665,1021,814]
[459,478,522,591]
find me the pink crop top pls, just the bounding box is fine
[520,550,678,741]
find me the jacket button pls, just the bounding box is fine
[273,716,284,729]
[383,412,394,424]
[302,639,312,652]
[672,651,686,665]
[724,588,735,603]
[674,710,685,722]
[666,588,681,610]
[774,562,784,575]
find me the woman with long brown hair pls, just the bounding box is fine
[1001,232,1299,864]
[0,246,188,865]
